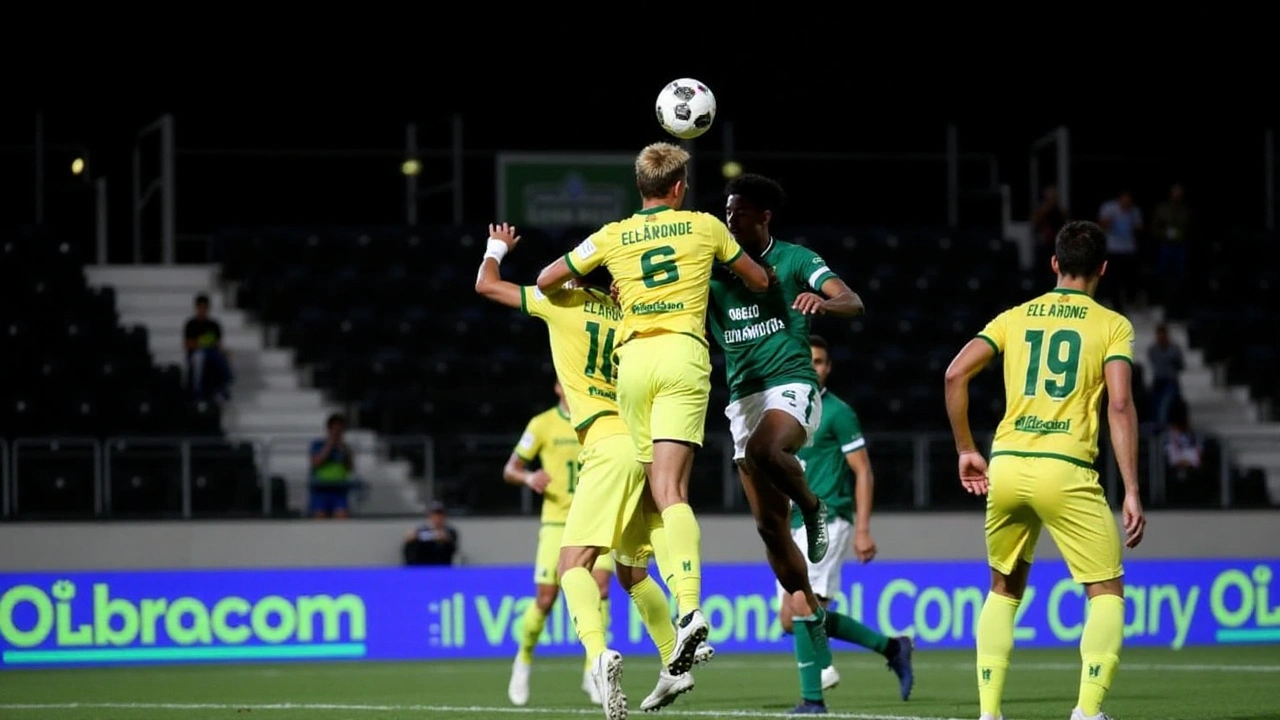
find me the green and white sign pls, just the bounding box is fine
[496,153,639,228]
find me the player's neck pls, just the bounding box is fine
[641,197,674,211]
[1053,276,1095,296]
[744,232,771,257]
[558,402,570,415]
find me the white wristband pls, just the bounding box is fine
[483,238,508,263]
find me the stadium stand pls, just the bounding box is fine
[1,227,269,519]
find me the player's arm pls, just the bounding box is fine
[711,218,769,291]
[1105,321,1146,548]
[945,332,998,495]
[503,422,550,493]
[473,223,524,310]
[538,233,605,293]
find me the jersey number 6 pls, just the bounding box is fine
[640,245,680,288]
[1022,328,1082,399]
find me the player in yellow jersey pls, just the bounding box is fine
[943,220,1147,720]
[536,143,770,676]
[477,223,712,719]
[500,381,614,706]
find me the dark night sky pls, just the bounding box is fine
[7,48,1274,260]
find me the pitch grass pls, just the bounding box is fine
[1,646,1278,720]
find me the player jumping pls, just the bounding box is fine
[537,143,769,682]
[478,223,711,720]
[706,173,881,714]
[501,381,614,706]
[779,335,913,698]
[943,220,1147,720]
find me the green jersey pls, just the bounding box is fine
[792,388,865,529]
[707,239,839,401]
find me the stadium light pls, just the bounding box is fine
[722,161,743,179]
[401,158,422,177]
[71,157,86,176]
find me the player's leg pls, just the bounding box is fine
[976,456,1041,720]
[741,464,831,711]
[1035,462,1127,720]
[742,385,829,563]
[627,335,714,672]
[508,526,562,706]
[583,555,615,704]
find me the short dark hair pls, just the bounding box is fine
[725,173,786,215]
[1054,221,1107,278]
[808,334,828,351]
[326,413,347,429]
[194,293,210,306]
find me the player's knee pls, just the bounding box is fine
[1084,577,1124,599]
[790,589,817,617]
[779,612,795,634]
[744,431,781,470]
[754,514,789,550]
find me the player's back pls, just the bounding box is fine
[522,406,583,522]
[979,289,1135,467]
[519,284,623,433]
[576,207,742,346]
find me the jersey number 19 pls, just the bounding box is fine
[1022,328,1082,399]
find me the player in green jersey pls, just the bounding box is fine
[707,174,866,714]
[776,334,914,700]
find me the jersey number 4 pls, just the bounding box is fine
[584,321,616,381]
[1022,328,1082,399]
[641,246,680,288]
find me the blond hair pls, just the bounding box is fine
[635,142,690,199]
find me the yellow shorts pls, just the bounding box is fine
[985,454,1124,584]
[534,523,614,585]
[615,333,712,462]
[561,424,661,568]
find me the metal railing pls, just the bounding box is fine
[0,429,1260,520]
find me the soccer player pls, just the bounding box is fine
[778,335,913,698]
[706,173,866,713]
[501,380,614,706]
[477,223,709,719]
[943,220,1147,720]
[536,142,770,676]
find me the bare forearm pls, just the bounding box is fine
[854,471,874,529]
[821,291,865,318]
[945,379,977,453]
[1108,404,1141,495]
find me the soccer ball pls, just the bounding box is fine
[655,78,716,140]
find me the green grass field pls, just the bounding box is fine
[1,646,1277,720]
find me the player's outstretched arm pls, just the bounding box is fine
[944,338,996,494]
[845,448,877,563]
[1104,359,1146,548]
[536,256,576,294]
[474,223,524,310]
[726,251,770,292]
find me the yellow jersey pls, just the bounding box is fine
[520,284,625,434]
[563,206,744,347]
[513,405,583,524]
[977,288,1135,467]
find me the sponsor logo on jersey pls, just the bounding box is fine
[631,300,685,315]
[722,317,787,344]
[1013,415,1073,435]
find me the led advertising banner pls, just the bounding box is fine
[1,560,1276,669]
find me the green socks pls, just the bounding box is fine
[793,609,833,703]
[824,608,890,654]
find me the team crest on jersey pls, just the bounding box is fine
[576,239,598,260]
[811,256,823,264]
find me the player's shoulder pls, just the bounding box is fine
[531,406,562,426]
[675,209,727,231]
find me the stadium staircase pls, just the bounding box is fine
[85,265,423,515]
[1131,307,1280,503]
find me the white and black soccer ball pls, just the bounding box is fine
[655,78,716,140]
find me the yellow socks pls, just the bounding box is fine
[976,592,1018,718]
[516,601,548,664]
[660,503,702,616]
[561,567,607,663]
[1078,594,1124,716]
[648,526,677,594]
[627,576,678,665]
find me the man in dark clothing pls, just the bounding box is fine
[184,294,233,401]
[404,501,459,566]
[1151,183,1192,307]
[1148,324,1185,426]
[310,413,357,518]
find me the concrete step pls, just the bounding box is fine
[152,348,294,372]
[121,311,250,332]
[86,265,218,290]
[227,414,329,435]
[241,390,327,411]
[114,291,234,314]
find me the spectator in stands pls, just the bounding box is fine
[1032,185,1067,274]
[403,501,459,566]
[309,413,357,519]
[1098,190,1144,310]
[1148,323,1185,426]
[1151,182,1192,306]
[1164,400,1203,482]
[184,294,233,402]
